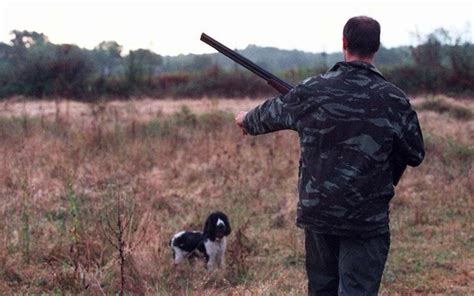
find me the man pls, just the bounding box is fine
[235,16,424,295]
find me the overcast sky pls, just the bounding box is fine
[0,0,472,56]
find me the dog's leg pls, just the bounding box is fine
[206,259,215,272]
[219,238,227,270]
[206,255,217,272]
[219,253,226,270]
[188,256,196,277]
[173,249,188,265]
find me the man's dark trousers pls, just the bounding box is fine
[305,229,390,295]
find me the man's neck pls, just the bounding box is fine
[344,53,374,64]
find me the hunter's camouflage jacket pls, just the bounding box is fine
[243,61,425,237]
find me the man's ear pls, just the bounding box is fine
[342,37,348,50]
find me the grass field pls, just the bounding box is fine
[0,96,473,295]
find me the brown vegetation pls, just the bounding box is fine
[0,96,472,294]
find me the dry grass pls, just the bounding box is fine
[0,96,472,295]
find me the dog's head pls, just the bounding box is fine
[203,211,231,241]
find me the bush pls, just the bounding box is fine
[0,29,472,99]
[417,98,473,120]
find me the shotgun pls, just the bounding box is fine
[200,33,294,95]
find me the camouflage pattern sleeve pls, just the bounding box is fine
[393,101,425,167]
[242,86,305,135]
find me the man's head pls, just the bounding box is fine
[343,16,380,62]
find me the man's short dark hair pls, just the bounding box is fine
[343,16,380,57]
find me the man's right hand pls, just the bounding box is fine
[235,111,248,135]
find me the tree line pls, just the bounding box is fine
[0,29,472,100]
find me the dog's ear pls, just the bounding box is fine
[222,214,231,235]
[204,214,216,240]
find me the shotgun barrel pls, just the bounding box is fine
[200,33,294,95]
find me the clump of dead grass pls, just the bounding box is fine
[0,96,472,294]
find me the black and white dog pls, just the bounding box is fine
[170,211,231,271]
